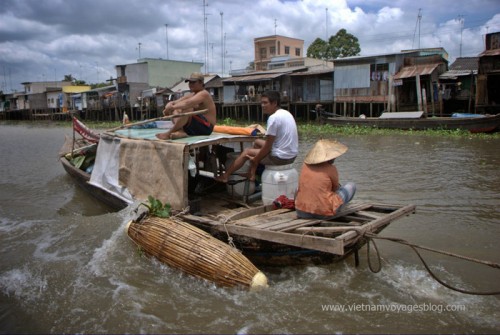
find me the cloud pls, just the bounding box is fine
[0,0,499,93]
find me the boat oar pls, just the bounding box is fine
[108,109,208,132]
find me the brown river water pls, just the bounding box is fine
[0,122,499,334]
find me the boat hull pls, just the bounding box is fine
[61,156,401,266]
[60,128,415,268]
[323,114,500,133]
[188,222,352,266]
[60,157,129,210]
[60,157,342,265]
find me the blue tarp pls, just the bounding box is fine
[451,113,485,118]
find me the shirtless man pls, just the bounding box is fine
[156,72,216,140]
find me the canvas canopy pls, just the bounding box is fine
[89,129,258,210]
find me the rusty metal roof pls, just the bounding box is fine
[449,57,478,71]
[290,68,334,76]
[439,70,477,80]
[221,72,285,83]
[394,63,439,79]
[479,48,500,57]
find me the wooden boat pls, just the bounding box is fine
[60,119,416,266]
[322,112,500,133]
[178,201,415,266]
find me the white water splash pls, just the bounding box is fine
[0,266,47,302]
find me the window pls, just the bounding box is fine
[285,46,290,55]
[270,46,276,56]
[370,63,389,81]
[295,48,301,56]
[260,47,267,59]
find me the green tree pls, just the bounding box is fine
[306,38,328,59]
[307,29,361,60]
[328,29,360,59]
[64,74,74,82]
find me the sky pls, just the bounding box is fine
[1,0,499,93]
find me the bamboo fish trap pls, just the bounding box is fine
[126,216,268,290]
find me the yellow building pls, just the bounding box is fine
[254,35,304,71]
[62,85,91,94]
[62,85,91,111]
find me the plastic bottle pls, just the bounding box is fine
[122,113,129,124]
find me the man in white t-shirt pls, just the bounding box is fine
[215,90,298,183]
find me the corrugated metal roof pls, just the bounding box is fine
[449,57,478,71]
[222,72,285,83]
[170,74,219,91]
[479,48,500,57]
[290,68,334,76]
[230,66,307,77]
[62,86,92,93]
[439,70,477,80]
[205,76,222,88]
[394,63,439,79]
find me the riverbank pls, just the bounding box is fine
[2,118,499,139]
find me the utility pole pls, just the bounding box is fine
[418,9,422,49]
[210,42,214,74]
[220,11,224,76]
[274,18,278,57]
[203,0,209,74]
[412,9,422,49]
[96,61,99,84]
[458,15,464,57]
[325,8,328,41]
[165,24,169,59]
[137,42,142,59]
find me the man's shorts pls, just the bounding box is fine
[260,155,296,166]
[183,114,214,136]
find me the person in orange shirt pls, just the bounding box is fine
[295,139,356,219]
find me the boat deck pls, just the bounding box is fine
[181,199,416,257]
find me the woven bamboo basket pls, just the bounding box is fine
[126,216,268,290]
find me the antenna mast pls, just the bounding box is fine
[203,0,209,73]
[458,15,464,57]
[325,8,328,41]
[412,8,422,49]
[165,24,169,59]
[220,11,224,76]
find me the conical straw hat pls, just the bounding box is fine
[304,139,348,165]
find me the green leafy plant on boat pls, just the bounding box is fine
[140,195,171,218]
